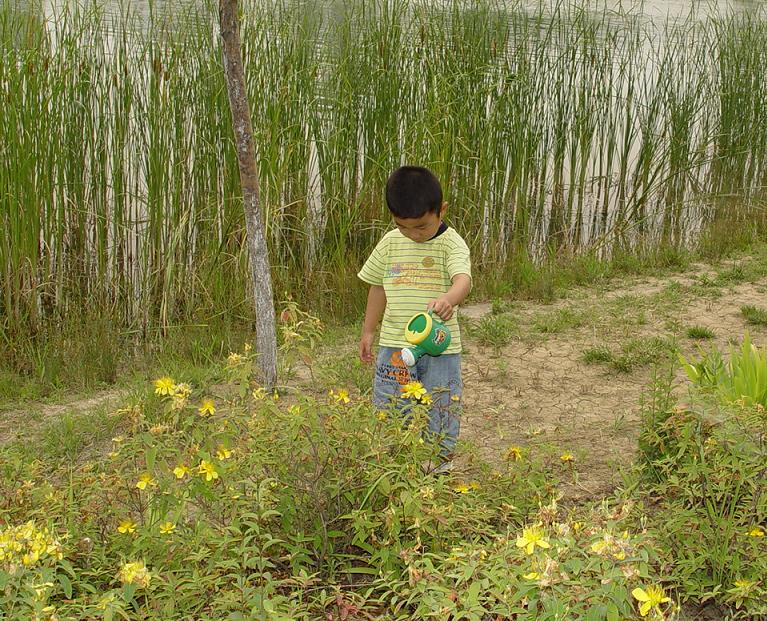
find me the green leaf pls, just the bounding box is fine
[465,580,482,606]
[346,566,377,575]
[145,445,158,471]
[378,475,391,495]
[57,572,73,599]
[121,583,138,603]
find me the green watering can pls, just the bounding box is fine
[401,310,451,367]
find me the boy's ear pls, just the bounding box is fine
[440,202,448,217]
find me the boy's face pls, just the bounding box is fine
[393,203,447,243]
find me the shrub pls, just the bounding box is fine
[639,343,767,617]
[0,346,674,619]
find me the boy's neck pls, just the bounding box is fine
[427,221,448,241]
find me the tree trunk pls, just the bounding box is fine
[219,0,277,389]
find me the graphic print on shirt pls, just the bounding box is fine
[386,258,443,291]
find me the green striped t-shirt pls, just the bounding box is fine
[358,227,471,353]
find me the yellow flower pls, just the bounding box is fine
[288,404,301,416]
[0,522,63,568]
[591,539,609,554]
[117,519,136,534]
[153,377,176,396]
[632,585,671,618]
[377,411,387,421]
[135,473,156,490]
[252,387,267,400]
[419,392,433,406]
[216,446,232,460]
[272,391,280,402]
[560,452,574,462]
[401,381,427,401]
[453,483,471,493]
[516,524,551,555]
[330,389,351,404]
[450,394,461,402]
[97,592,116,610]
[173,383,192,398]
[198,460,219,482]
[505,446,523,462]
[523,572,540,580]
[733,578,754,590]
[117,561,151,588]
[171,383,192,410]
[159,522,176,535]
[227,352,245,366]
[244,343,252,353]
[173,465,189,479]
[198,399,216,417]
[748,527,764,537]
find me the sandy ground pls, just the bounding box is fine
[459,262,767,501]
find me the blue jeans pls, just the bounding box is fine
[373,346,462,457]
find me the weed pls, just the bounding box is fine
[491,298,511,315]
[469,313,519,349]
[740,305,767,326]
[686,325,715,339]
[638,367,767,616]
[612,337,676,373]
[583,346,613,365]
[533,307,585,334]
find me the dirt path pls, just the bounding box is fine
[459,264,767,501]
[0,389,125,447]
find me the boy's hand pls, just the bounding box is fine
[427,296,454,321]
[359,331,376,364]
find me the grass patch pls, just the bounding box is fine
[467,313,519,349]
[686,325,716,340]
[612,337,677,373]
[533,307,586,334]
[40,406,122,463]
[740,305,767,326]
[583,346,613,365]
[582,337,676,372]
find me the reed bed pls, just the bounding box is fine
[1,0,766,355]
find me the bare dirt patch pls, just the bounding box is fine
[459,267,767,501]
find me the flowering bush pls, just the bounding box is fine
[0,347,676,619]
[639,361,767,617]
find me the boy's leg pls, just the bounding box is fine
[416,353,462,458]
[372,346,415,412]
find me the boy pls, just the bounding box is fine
[358,166,471,473]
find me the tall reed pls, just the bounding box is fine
[1,0,766,359]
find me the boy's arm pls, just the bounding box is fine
[427,273,471,321]
[360,285,386,363]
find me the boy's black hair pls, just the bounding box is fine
[385,166,443,219]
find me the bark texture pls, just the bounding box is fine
[219,0,277,388]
